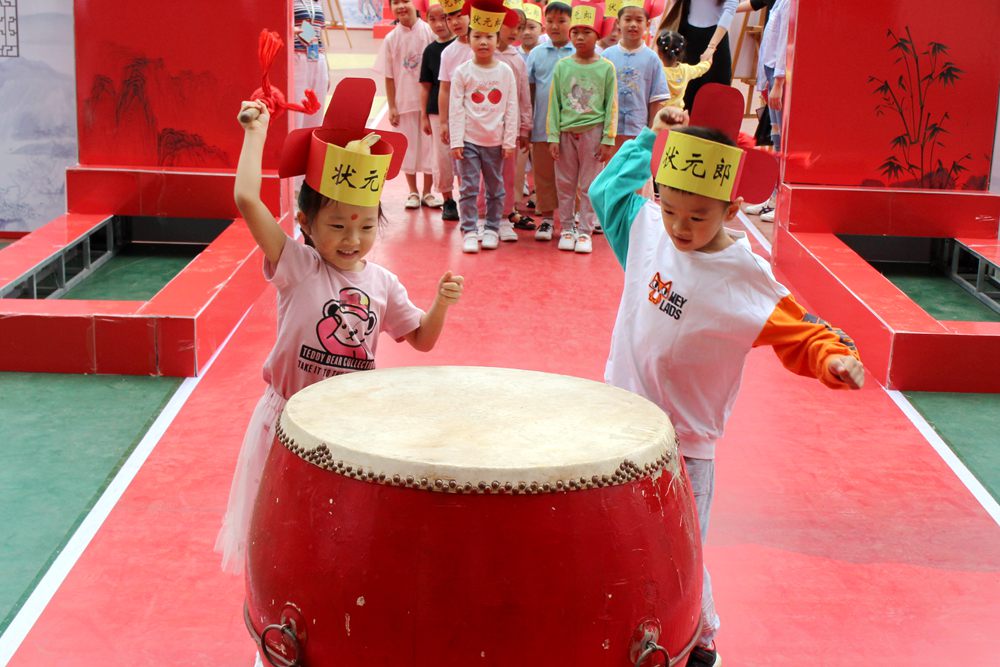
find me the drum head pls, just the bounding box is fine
[277,366,678,494]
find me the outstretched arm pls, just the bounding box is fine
[234,100,287,267]
[404,272,464,352]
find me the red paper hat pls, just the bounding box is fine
[462,0,519,31]
[414,0,444,13]
[570,0,609,37]
[279,78,407,205]
[616,0,666,18]
[649,83,778,203]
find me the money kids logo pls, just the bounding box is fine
[648,272,687,320]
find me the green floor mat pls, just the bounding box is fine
[60,247,197,301]
[882,266,1000,323]
[0,372,182,633]
[904,391,1000,503]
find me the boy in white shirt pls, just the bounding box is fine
[376,0,437,208]
[449,0,519,253]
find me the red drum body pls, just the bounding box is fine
[246,367,702,666]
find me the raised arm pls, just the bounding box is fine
[234,100,287,267]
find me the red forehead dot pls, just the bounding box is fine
[351,214,359,220]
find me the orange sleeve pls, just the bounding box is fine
[752,295,861,389]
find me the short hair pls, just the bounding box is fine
[544,2,572,18]
[617,5,649,19]
[297,183,388,246]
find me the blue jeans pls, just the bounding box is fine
[456,142,505,234]
[764,65,782,152]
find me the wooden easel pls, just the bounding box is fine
[324,0,353,48]
[731,7,767,117]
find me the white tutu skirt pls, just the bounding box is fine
[215,385,287,575]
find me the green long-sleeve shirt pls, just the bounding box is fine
[545,57,618,145]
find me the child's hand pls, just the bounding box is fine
[549,143,560,161]
[827,355,865,389]
[503,147,514,159]
[596,143,614,163]
[437,271,464,305]
[651,107,689,133]
[700,44,716,62]
[518,135,530,152]
[441,127,450,145]
[420,113,432,136]
[238,100,270,132]
[389,107,400,127]
[451,147,464,160]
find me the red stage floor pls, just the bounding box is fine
[5,168,1000,665]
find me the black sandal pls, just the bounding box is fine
[508,211,536,231]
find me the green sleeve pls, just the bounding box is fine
[546,62,562,143]
[602,62,618,146]
[588,127,656,268]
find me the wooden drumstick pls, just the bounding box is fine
[239,106,262,123]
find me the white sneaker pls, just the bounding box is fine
[405,192,421,209]
[477,221,485,240]
[744,201,773,216]
[557,230,577,251]
[760,209,775,223]
[481,229,500,249]
[462,231,480,253]
[574,234,592,253]
[498,221,519,242]
[535,220,554,241]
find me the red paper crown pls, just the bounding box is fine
[279,78,408,201]
[649,84,778,203]
[462,0,520,30]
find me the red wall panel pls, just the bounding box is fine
[783,0,1000,190]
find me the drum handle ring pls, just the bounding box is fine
[634,641,671,667]
[245,601,302,667]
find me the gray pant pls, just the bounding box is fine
[456,142,505,234]
[554,125,604,235]
[684,456,720,647]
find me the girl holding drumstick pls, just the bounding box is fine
[215,80,464,576]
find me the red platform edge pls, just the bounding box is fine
[772,185,1000,392]
[0,172,291,377]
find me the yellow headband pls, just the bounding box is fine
[470,7,506,32]
[523,3,541,23]
[605,0,624,17]
[440,0,465,13]
[570,4,602,31]
[503,0,524,9]
[653,132,744,201]
[308,136,392,207]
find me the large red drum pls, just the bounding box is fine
[246,367,702,666]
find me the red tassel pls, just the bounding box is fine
[246,28,319,120]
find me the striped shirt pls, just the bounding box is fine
[293,0,326,54]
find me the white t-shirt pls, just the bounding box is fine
[438,39,473,82]
[449,60,519,149]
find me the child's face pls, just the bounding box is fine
[390,0,417,26]
[570,26,598,55]
[298,202,379,272]
[498,22,519,50]
[469,29,498,61]
[545,10,571,44]
[427,6,452,39]
[600,20,620,46]
[657,186,740,253]
[521,19,542,47]
[618,7,646,46]
[446,12,470,41]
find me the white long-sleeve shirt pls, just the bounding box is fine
[449,60,519,150]
[686,0,739,33]
[757,0,790,86]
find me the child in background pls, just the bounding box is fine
[526,0,574,242]
[602,0,670,153]
[436,0,473,154]
[514,2,545,219]
[218,81,464,579]
[375,0,437,209]
[450,0,519,253]
[546,0,617,254]
[418,0,459,221]
[292,0,330,129]
[656,30,711,110]
[590,88,864,667]
[595,13,620,54]
[495,5,535,237]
